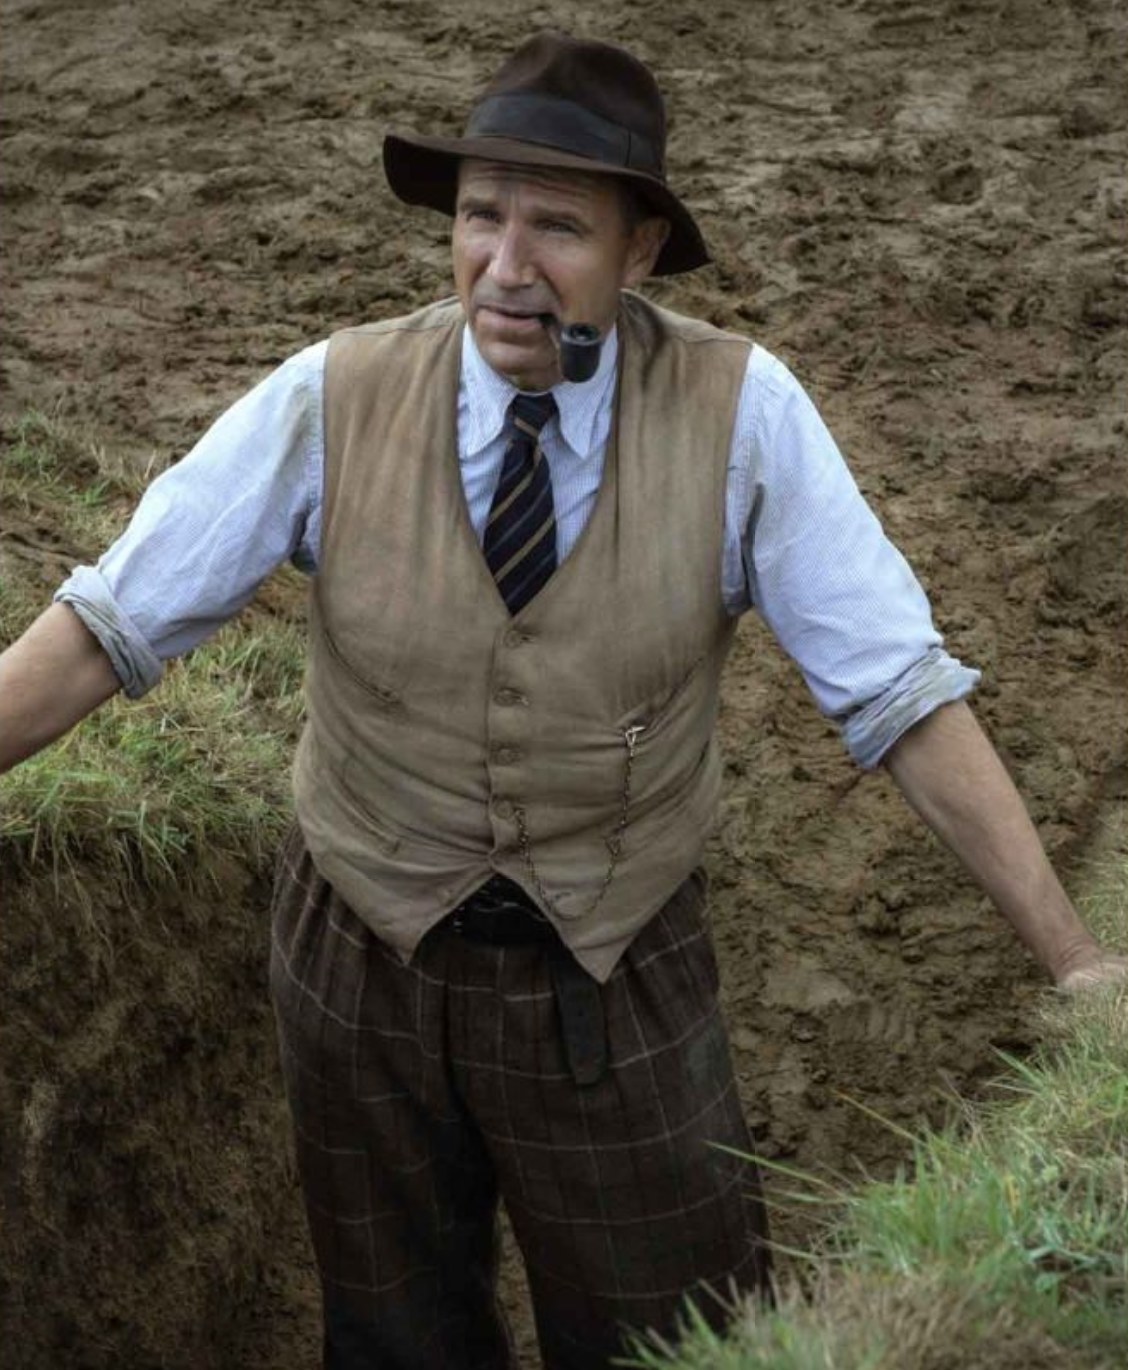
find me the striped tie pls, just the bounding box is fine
[484,392,558,614]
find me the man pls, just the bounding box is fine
[1,30,1124,1370]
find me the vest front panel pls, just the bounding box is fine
[293,294,751,981]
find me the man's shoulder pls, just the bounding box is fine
[331,296,465,346]
[322,298,465,415]
[619,291,752,353]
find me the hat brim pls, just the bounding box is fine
[383,131,709,277]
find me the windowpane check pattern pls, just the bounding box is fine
[484,392,558,614]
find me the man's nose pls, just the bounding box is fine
[487,222,535,287]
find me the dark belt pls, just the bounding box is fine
[446,875,608,1086]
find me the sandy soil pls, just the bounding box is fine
[2,0,1125,1366]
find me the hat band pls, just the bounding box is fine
[465,94,662,177]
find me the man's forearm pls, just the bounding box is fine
[882,700,1106,984]
[0,602,121,774]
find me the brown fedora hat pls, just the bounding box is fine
[383,32,709,277]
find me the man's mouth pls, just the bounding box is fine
[481,304,542,317]
[477,305,550,333]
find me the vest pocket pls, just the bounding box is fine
[320,618,406,714]
[336,757,476,859]
[605,652,719,859]
[613,654,714,800]
[615,654,708,741]
[335,766,404,855]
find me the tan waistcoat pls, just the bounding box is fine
[292,292,750,981]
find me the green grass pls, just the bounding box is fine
[0,409,305,906]
[2,409,141,544]
[0,626,302,890]
[626,834,1128,1369]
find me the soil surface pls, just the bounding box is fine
[2,1,1126,1367]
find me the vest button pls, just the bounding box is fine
[493,687,526,706]
[492,746,522,765]
[503,628,524,648]
[492,798,514,820]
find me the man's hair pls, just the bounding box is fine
[619,182,662,232]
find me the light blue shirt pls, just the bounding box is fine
[57,320,977,767]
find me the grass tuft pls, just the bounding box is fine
[1,410,304,915]
[627,837,1128,1370]
[1,408,150,552]
[0,623,302,903]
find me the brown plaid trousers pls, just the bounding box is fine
[270,826,773,1369]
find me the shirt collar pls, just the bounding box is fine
[461,320,618,462]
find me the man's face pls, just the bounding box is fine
[452,159,667,391]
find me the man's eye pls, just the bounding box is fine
[464,207,499,223]
[542,220,577,235]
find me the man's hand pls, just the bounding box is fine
[883,701,1123,988]
[1056,953,1128,994]
[0,602,120,774]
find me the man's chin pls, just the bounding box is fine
[475,330,560,391]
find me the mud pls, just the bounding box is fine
[2,1,1125,1366]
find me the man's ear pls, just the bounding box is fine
[623,217,671,287]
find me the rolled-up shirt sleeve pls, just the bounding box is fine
[727,347,979,767]
[55,340,326,697]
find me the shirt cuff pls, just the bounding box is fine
[54,566,164,700]
[841,646,980,769]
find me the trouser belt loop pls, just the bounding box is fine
[547,940,608,1088]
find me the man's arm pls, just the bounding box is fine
[883,700,1127,990]
[0,603,121,774]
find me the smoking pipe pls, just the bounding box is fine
[539,314,603,383]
